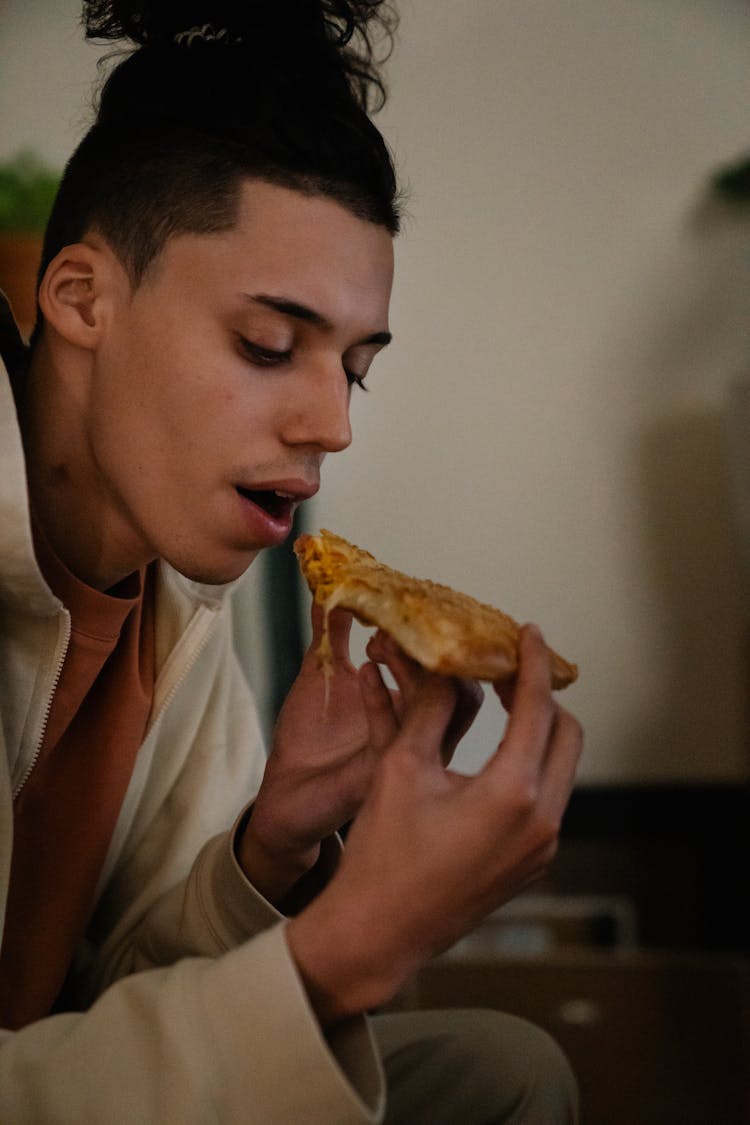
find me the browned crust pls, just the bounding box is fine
[294,529,578,690]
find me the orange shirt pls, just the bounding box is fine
[0,518,156,1029]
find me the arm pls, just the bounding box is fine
[0,614,384,1122]
[149,604,579,1049]
[0,925,382,1124]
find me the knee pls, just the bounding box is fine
[444,1008,579,1124]
[376,1007,579,1124]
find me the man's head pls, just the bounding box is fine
[23,1,400,589]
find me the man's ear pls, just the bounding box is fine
[37,242,120,349]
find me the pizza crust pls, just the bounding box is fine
[294,529,578,690]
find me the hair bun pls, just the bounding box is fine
[84,0,395,110]
[84,0,282,46]
[83,0,393,53]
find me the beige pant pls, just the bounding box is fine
[373,1009,579,1124]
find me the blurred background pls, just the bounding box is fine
[2,2,749,1120]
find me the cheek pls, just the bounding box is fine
[90,351,185,477]
[97,318,275,468]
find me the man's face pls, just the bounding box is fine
[87,181,394,584]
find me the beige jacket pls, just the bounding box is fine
[0,299,384,1122]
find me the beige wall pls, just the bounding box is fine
[5,1,750,781]
[318,0,750,782]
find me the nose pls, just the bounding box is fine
[283,359,353,454]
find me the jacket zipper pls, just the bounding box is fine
[11,601,216,801]
[12,610,72,800]
[85,604,220,904]
[146,605,218,735]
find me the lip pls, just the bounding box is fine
[237,478,320,502]
[233,478,319,547]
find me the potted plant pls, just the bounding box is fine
[0,150,60,337]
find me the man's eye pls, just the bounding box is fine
[239,337,292,366]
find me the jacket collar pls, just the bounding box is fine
[0,292,59,615]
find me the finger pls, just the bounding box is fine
[366,630,425,706]
[368,634,483,764]
[537,707,584,819]
[391,673,459,765]
[492,624,556,774]
[495,677,516,714]
[358,660,400,751]
[441,677,484,764]
[494,623,556,712]
[309,603,354,662]
[365,628,393,665]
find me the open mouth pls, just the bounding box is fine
[236,486,296,520]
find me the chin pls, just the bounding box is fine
[170,550,261,587]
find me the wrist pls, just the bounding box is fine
[285,892,417,1026]
[235,811,321,905]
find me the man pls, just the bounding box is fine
[0,5,583,1121]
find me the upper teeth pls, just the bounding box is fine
[274,490,296,499]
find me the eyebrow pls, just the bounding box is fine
[245,293,392,347]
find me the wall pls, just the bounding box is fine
[0,4,99,165]
[318,0,750,781]
[4,0,750,781]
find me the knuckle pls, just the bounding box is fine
[509,780,539,817]
[558,708,584,748]
[530,811,561,854]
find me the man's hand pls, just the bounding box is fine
[285,623,583,1023]
[237,603,482,903]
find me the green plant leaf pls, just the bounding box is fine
[0,149,60,233]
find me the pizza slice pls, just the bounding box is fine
[294,529,578,689]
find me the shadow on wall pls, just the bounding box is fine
[634,407,750,774]
[607,178,750,779]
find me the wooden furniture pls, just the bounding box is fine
[396,950,749,1125]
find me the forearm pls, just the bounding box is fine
[84,816,286,1000]
[96,813,344,998]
